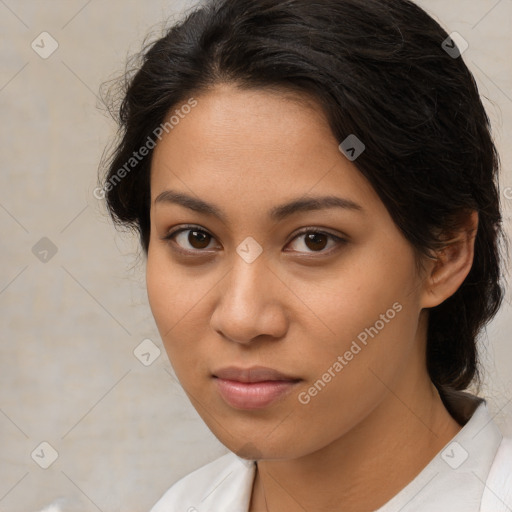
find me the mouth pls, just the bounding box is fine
[212,366,302,410]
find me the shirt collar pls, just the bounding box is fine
[376,394,503,511]
[201,393,502,511]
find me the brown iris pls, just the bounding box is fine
[188,230,211,249]
[303,232,328,251]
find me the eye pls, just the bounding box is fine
[161,225,218,253]
[162,225,346,256]
[286,228,346,255]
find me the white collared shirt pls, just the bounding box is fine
[150,398,512,511]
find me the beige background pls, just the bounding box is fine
[0,1,511,511]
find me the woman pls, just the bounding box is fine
[100,0,512,510]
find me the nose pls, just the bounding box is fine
[209,254,288,345]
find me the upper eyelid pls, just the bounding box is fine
[165,224,215,240]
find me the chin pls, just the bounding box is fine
[233,441,265,460]
[224,436,304,462]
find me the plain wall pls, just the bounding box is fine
[0,1,511,511]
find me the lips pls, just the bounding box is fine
[212,366,302,410]
[212,366,301,383]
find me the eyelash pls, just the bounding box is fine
[161,224,347,256]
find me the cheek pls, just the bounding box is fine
[285,302,417,456]
[295,243,421,405]
[298,296,413,397]
[145,249,204,368]
[146,244,211,328]
[146,254,178,334]
[304,245,419,350]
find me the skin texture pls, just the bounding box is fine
[146,84,478,511]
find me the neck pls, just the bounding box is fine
[249,372,463,512]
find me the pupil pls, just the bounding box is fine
[190,230,210,249]
[306,233,327,251]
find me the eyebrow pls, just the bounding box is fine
[154,190,363,222]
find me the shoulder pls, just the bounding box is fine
[149,451,256,512]
[481,436,512,511]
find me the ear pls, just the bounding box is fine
[421,210,478,309]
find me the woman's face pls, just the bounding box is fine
[147,84,430,460]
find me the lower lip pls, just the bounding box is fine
[214,378,300,410]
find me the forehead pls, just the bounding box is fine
[149,84,380,220]
[151,84,331,165]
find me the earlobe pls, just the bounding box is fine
[421,211,479,309]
